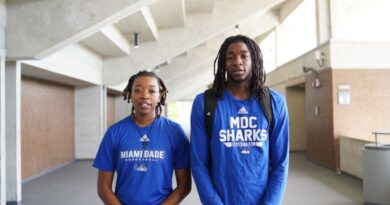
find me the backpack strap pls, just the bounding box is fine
[259,87,273,136]
[204,88,217,139]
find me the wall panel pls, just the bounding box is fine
[21,77,74,180]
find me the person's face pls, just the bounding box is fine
[225,42,252,84]
[131,76,161,117]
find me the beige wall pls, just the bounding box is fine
[21,77,74,180]
[286,84,306,151]
[332,69,390,155]
[107,94,116,127]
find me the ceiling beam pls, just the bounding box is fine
[186,0,215,13]
[140,7,159,40]
[6,0,158,60]
[102,0,286,85]
[150,0,185,29]
[82,25,131,56]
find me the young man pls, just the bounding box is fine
[190,35,289,205]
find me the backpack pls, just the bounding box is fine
[204,87,273,139]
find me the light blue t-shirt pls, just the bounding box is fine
[191,89,289,205]
[93,116,190,205]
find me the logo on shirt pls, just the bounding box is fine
[219,116,268,150]
[238,107,248,115]
[140,135,150,143]
[120,150,165,161]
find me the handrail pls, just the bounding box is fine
[372,132,390,145]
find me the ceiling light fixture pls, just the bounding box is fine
[134,32,140,49]
[235,24,239,32]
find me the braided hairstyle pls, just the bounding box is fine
[123,70,168,117]
[212,35,266,99]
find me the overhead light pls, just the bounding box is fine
[134,32,140,49]
[235,24,239,32]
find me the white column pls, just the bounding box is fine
[75,85,106,159]
[0,1,6,204]
[0,49,6,205]
[5,61,22,203]
[315,0,331,44]
[329,0,346,39]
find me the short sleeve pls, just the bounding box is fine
[93,128,116,172]
[173,124,190,169]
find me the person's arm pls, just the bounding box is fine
[263,93,289,205]
[161,168,191,205]
[97,170,122,205]
[190,94,224,205]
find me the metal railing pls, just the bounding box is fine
[372,132,390,145]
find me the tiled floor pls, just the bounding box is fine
[21,152,363,205]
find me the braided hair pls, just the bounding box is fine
[212,35,266,99]
[123,70,168,117]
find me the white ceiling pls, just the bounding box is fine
[7,0,301,101]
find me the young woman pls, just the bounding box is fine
[93,71,191,205]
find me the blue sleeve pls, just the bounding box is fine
[263,92,289,205]
[93,128,116,172]
[190,94,224,205]
[174,123,190,169]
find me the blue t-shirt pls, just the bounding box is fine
[93,116,190,205]
[190,89,289,205]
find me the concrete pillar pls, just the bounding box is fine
[115,95,131,122]
[0,1,6,204]
[329,0,346,39]
[75,85,107,159]
[0,48,5,205]
[5,61,22,203]
[315,0,331,44]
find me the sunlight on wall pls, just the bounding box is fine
[344,0,390,41]
[260,0,317,73]
[167,101,193,137]
[276,0,317,67]
[260,31,276,74]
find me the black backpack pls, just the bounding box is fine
[204,87,274,139]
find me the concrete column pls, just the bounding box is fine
[5,61,22,203]
[315,0,331,44]
[0,1,6,204]
[329,0,346,39]
[115,96,131,122]
[0,49,6,205]
[75,85,107,159]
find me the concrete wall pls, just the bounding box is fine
[340,136,370,179]
[115,95,131,122]
[75,86,106,159]
[21,77,75,180]
[0,0,4,51]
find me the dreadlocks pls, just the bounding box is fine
[122,70,168,117]
[212,35,266,99]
